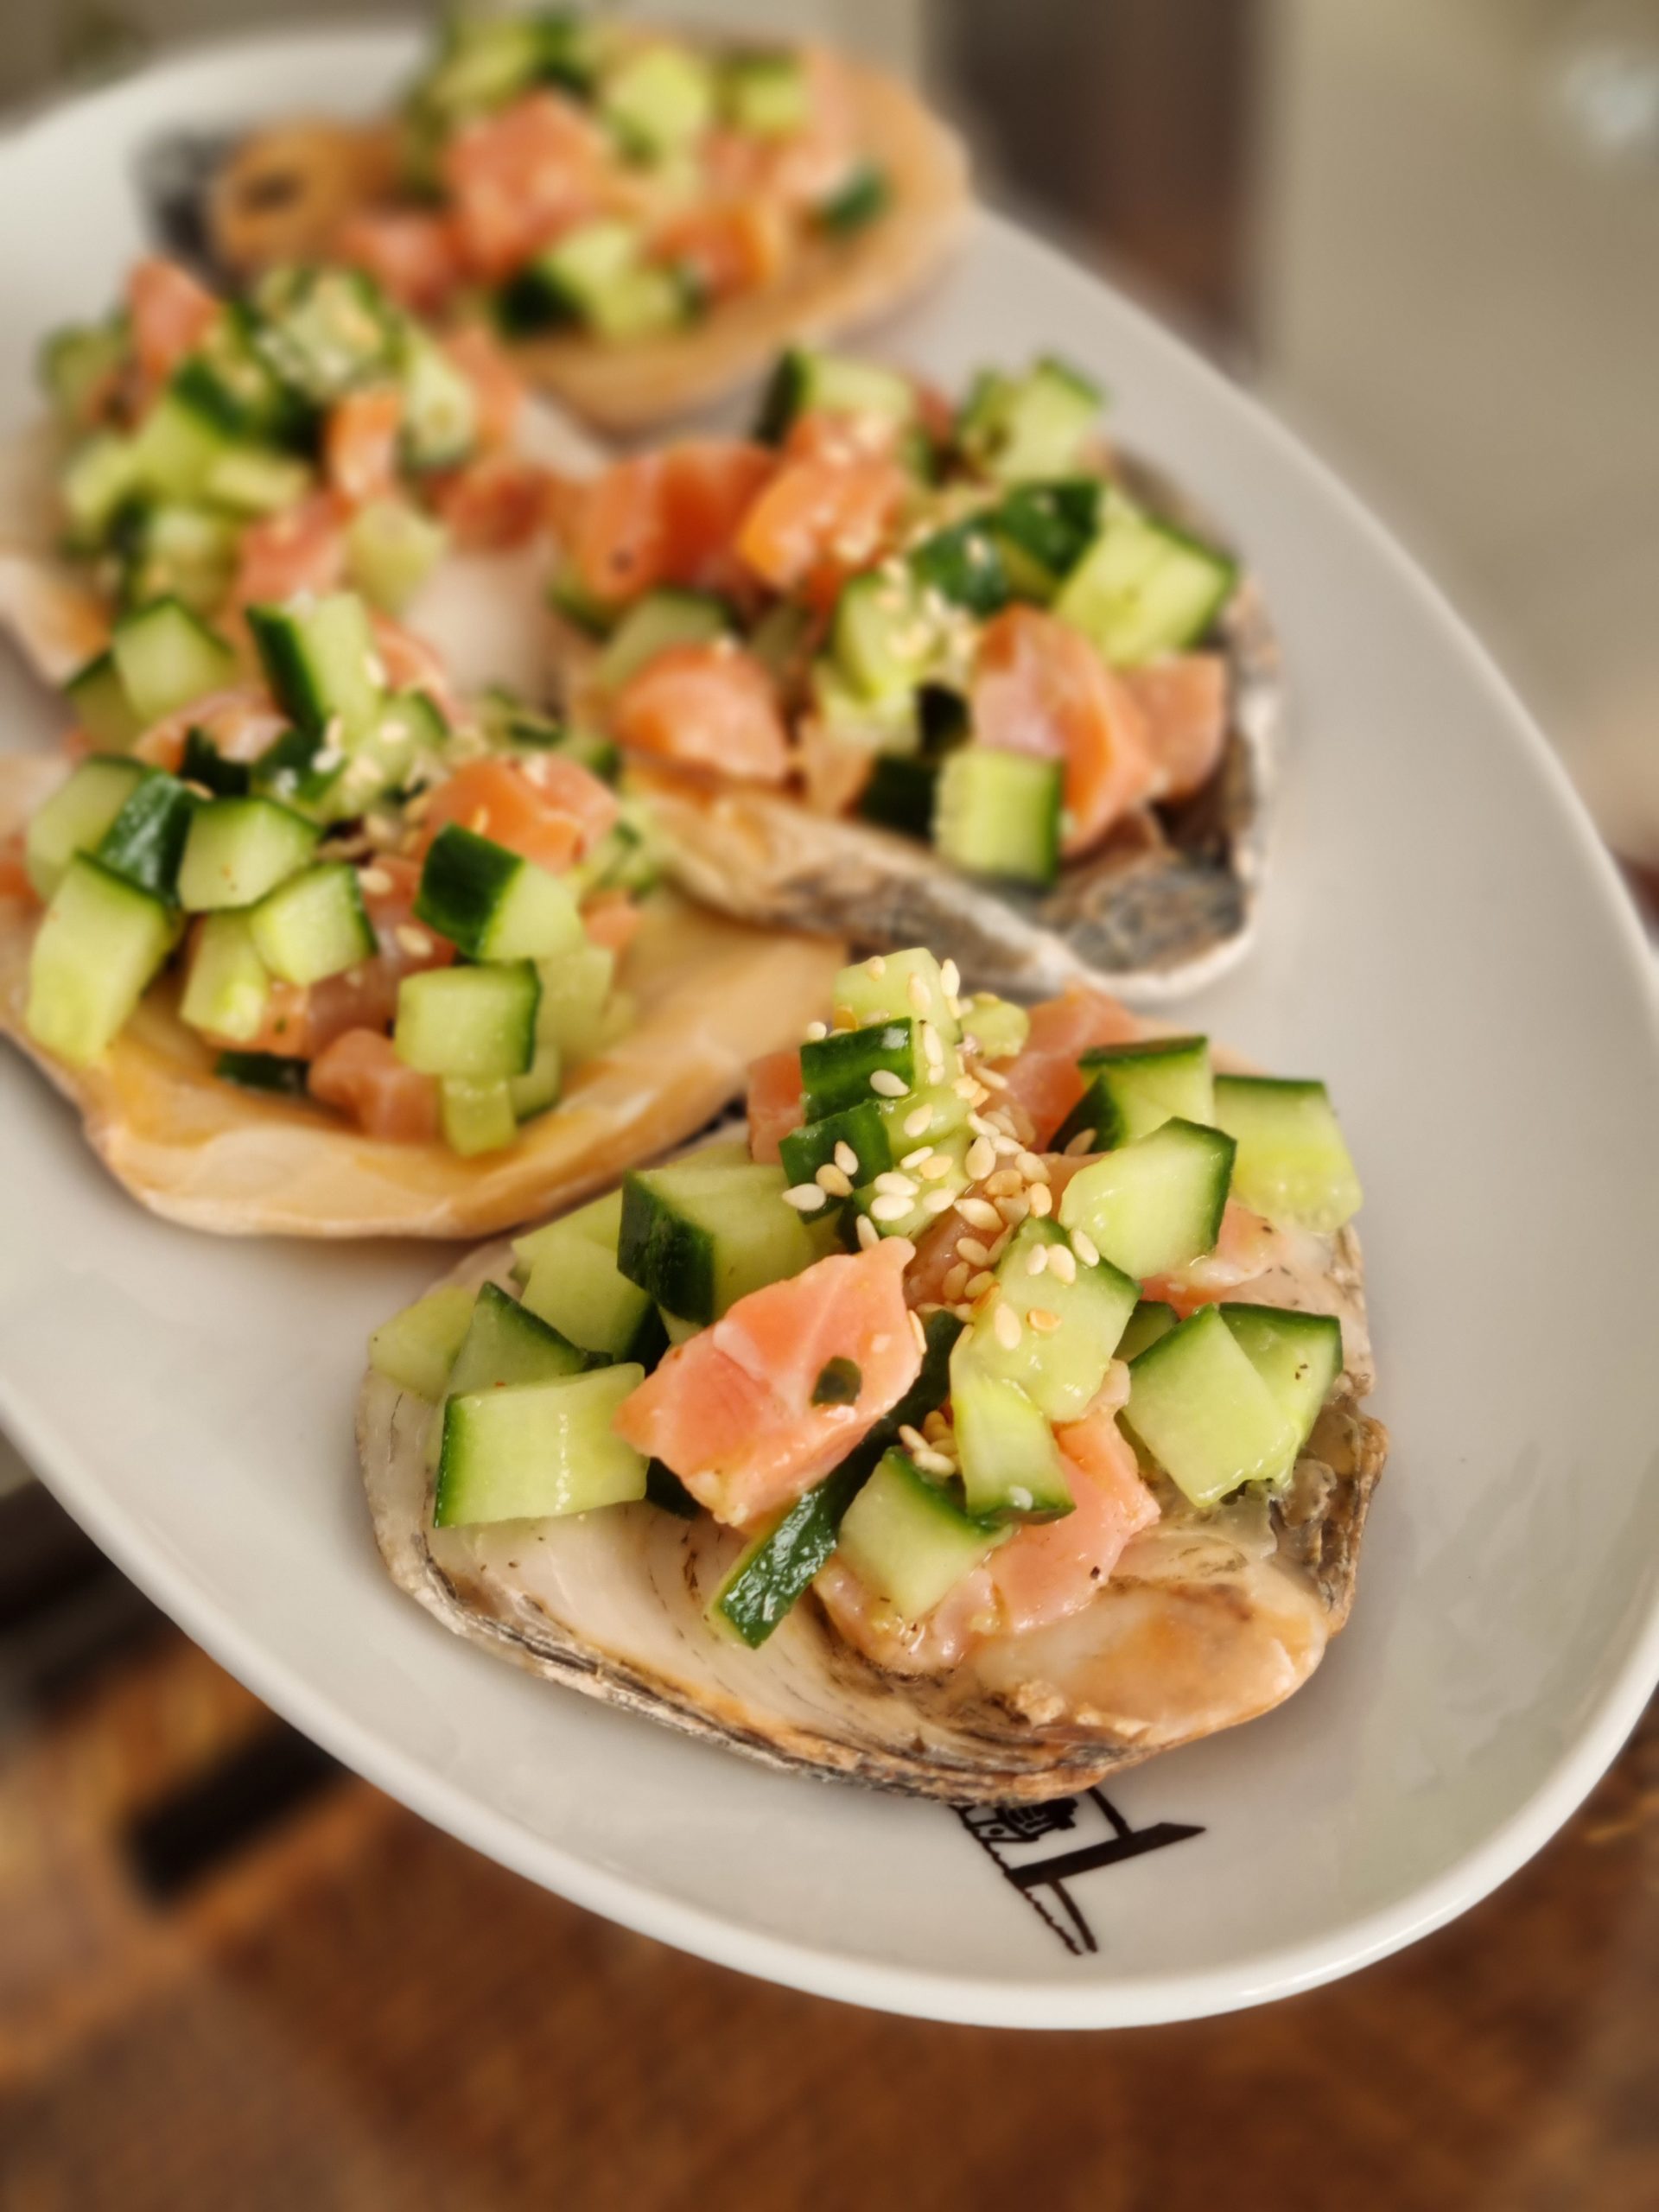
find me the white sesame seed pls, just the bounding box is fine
[904,1104,933,1137]
[942,1261,970,1301]
[833,1140,860,1175]
[955,1076,982,1101]
[784,1183,830,1211]
[993,1300,1022,1350]
[1026,1243,1049,1276]
[1046,1243,1077,1283]
[1028,1308,1062,1334]
[922,1187,957,1215]
[866,955,887,976]
[958,1197,1002,1231]
[855,1212,880,1251]
[1072,1230,1101,1267]
[940,958,961,999]
[957,1237,992,1268]
[919,1151,955,1182]
[908,1310,927,1352]
[869,1192,913,1223]
[815,1163,853,1197]
[913,1446,958,1478]
[898,1423,929,1454]
[1016,1151,1050,1183]
[906,972,929,1013]
[965,1135,996,1180]
[1028,1184,1053,1217]
[804,1020,829,1042]
[987,1167,1022,1198]
[874,1171,917,1197]
[869,1069,909,1098]
[997,1195,1029,1226]
[1064,1127,1097,1155]
[968,1113,998,1139]
[395,925,434,958]
[357,866,393,895]
[899,1146,931,1170]
[978,1066,1009,1090]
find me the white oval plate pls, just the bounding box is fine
[3,30,1657,2030]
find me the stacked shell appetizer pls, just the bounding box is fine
[359,945,1385,1801]
[198,10,969,429]
[541,345,1277,1001]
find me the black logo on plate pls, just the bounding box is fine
[956,1788,1204,1955]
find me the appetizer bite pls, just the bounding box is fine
[544,346,1276,1000]
[0,584,842,1235]
[203,13,968,429]
[360,946,1384,1802]
[0,252,587,692]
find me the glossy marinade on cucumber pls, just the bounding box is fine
[0,583,843,1236]
[539,345,1278,1003]
[192,13,969,429]
[360,944,1385,1804]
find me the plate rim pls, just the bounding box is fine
[2,24,1657,2030]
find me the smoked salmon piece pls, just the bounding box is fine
[996,983,1141,1146]
[989,1402,1158,1636]
[310,1028,442,1142]
[127,257,219,391]
[613,1240,920,1528]
[611,643,791,785]
[746,1046,804,1163]
[414,755,616,874]
[1122,653,1228,803]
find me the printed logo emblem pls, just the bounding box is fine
[956,1788,1204,1955]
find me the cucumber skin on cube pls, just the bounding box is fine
[934,748,1063,888]
[395,963,541,1081]
[246,592,383,742]
[967,1217,1138,1422]
[179,911,270,1043]
[213,1051,310,1096]
[26,856,176,1065]
[779,1100,893,1195]
[1058,1117,1236,1281]
[1117,1299,1178,1364]
[858,755,937,839]
[435,1363,648,1528]
[1211,1075,1363,1235]
[815,162,889,238]
[369,1283,478,1401]
[836,1449,1009,1622]
[440,1077,518,1157]
[517,1192,665,1363]
[94,771,195,903]
[109,598,238,728]
[177,797,319,912]
[907,518,1011,619]
[958,358,1103,484]
[595,589,729,693]
[617,1157,817,1325]
[1054,1034,1215,1153]
[416,823,584,963]
[1124,1305,1301,1507]
[831,947,961,1046]
[800,1016,920,1119]
[987,478,1102,594]
[755,347,916,445]
[712,1455,870,1647]
[950,1343,1074,1522]
[64,652,143,752]
[248,861,376,986]
[448,1281,587,1400]
[24,758,145,900]
[1053,496,1236,666]
[1220,1302,1342,1459]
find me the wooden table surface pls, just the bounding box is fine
[0,1492,1653,2212]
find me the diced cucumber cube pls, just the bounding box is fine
[1117,1299,1178,1364]
[202,446,312,517]
[248,861,376,985]
[110,599,237,728]
[957,993,1029,1060]
[60,432,140,544]
[958,358,1103,483]
[24,758,145,900]
[618,1155,818,1323]
[518,1191,664,1363]
[950,1341,1074,1521]
[831,947,961,1046]
[755,346,916,444]
[40,318,126,428]
[602,43,716,156]
[449,1281,586,1397]
[116,504,239,618]
[179,910,271,1042]
[800,1015,923,1119]
[64,652,143,752]
[779,1099,893,1197]
[434,1363,648,1526]
[129,389,231,501]
[397,325,478,471]
[396,963,541,1080]
[1211,1075,1363,1235]
[908,517,1011,618]
[712,1454,870,1646]
[1055,1034,1215,1153]
[416,823,585,963]
[835,1448,1009,1620]
[508,1039,563,1122]
[499,219,643,334]
[1220,1303,1342,1458]
[814,163,889,238]
[1053,493,1236,665]
[1124,1304,1300,1506]
[535,941,616,1063]
[94,770,195,902]
[596,588,729,691]
[368,1283,478,1401]
[934,747,1063,887]
[966,1217,1139,1421]
[25,856,176,1065]
[722,50,809,137]
[440,1077,518,1156]
[178,797,320,912]
[346,498,448,613]
[251,267,397,404]
[247,591,384,743]
[1058,1117,1236,1281]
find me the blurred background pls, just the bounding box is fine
[1,4,1655,2206]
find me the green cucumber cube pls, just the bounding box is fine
[1124,1304,1301,1505]
[24,758,145,900]
[440,1077,519,1156]
[109,599,237,728]
[1053,493,1236,665]
[534,941,616,1064]
[950,1342,1074,1521]
[26,855,176,1065]
[179,910,271,1043]
[1116,1299,1179,1364]
[934,747,1062,887]
[435,1363,648,1527]
[518,1191,664,1363]
[368,1283,478,1401]
[800,1015,922,1119]
[416,823,585,963]
[396,963,541,1080]
[618,1155,817,1324]
[1055,1033,1215,1153]
[1220,1303,1342,1458]
[1058,1117,1235,1281]
[835,1448,1009,1620]
[831,947,961,1046]
[1211,1075,1363,1234]
[64,652,143,752]
[595,588,729,692]
[177,796,319,912]
[248,861,375,986]
[958,357,1103,483]
[967,1217,1139,1421]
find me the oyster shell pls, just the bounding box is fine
[358,1184,1384,1805]
[550,450,1282,1007]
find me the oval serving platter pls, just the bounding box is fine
[1,29,1656,2028]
